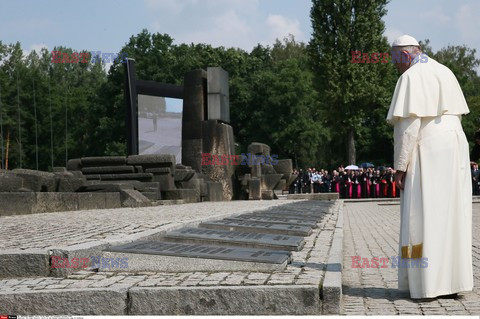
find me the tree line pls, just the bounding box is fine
[0,0,479,171]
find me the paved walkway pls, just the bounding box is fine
[0,200,340,315]
[342,201,480,315]
[0,200,298,251]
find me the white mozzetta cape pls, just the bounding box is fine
[387,56,469,124]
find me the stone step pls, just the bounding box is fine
[161,227,304,251]
[103,240,289,272]
[199,220,312,237]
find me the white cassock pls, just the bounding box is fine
[386,55,474,298]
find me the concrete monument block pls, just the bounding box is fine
[81,156,127,167]
[119,189,151,207]
[174,168,195,182]
[153,173,175,191]
[205,181,224,201]
[249,178,261,200]
[81,166,135,174]
[207,67,230,123]
[12,169,56,192]
[275,159,293,175]
[66,158,82,171]
[0,171,24,192]
[127,154,176,174]
[261,174,283,190]
[56,176,85,192]
[248,142,271,156]
[78,193,107,210]
[164,189,198,203]
[275,179,286,191]
[0,192,36,216]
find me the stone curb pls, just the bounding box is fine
[128,285,320,315]
[0,288,128,315]
[321,200,343,314]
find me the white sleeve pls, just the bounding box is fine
[393,117,421,172]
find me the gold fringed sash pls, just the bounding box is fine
[401,243,423,259]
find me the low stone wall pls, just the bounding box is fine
[0,192,121,216]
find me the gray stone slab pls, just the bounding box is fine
[127,155,176,173]
[99,173,154,182]
[163,227,304,251]
[66,158,82,171]
[78,192,106,210]
[120,189,151,207]
[200,220,312,236]
[81,156,127,167]
[103,250,286,273]
[82,166,135,174]
[0,288,127,315]
[0,192,36,216]
[252,211,325,221]
[229,215,318,228]
[78,183,134,192]
[145,167,171,174]
[12,169,57,192]
[0,250,50,278]
[128,285,320,315]
[164,189,197,203]
[106,240,290,264]
[0,171,24,191]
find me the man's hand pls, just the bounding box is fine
[395,170,406,190]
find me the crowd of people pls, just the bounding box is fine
[289,166,400,199]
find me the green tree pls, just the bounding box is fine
[309,0,397,166]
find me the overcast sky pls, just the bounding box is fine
[0,0,479,71]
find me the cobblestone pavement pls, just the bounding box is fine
[0,200,300,250]
[0,201,338,293]
[343,201,480,315]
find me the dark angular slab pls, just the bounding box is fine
[228,215,318,228]
[107,240,290,264]
[162,227,304,251]
[81,156,127,167]
[82,166,135,174]
[127,154,176,166]
[99,173,154,182]
[77,183,134,192]
[199,220,312,237]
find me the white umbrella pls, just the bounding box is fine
[345,164,359,170]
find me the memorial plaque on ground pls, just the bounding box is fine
[199,220,312,236]
[268,209,326,217]
[107,240,289,264]
[162,227,305,251]
[228,214,318,228]
[247,211,324,222]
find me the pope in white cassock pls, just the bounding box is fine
[387,35,474,299]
